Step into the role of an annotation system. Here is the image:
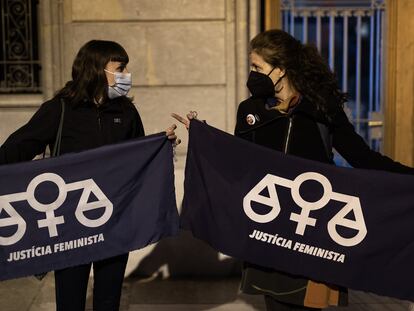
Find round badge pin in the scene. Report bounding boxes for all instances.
[246,114,256,125]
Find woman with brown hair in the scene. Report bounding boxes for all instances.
[174,29,414,311]
[0,39,178,311]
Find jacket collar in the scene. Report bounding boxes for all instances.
[236,96,328,134]
[69,96,130,110]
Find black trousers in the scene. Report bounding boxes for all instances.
[54,253,129,311]
[265,295,322,311]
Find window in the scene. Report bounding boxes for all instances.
[274,0,385,164]
[0,0,41,94]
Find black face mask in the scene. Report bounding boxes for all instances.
[246,68,284,99]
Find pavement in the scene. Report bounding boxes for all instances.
[0,274,412,311]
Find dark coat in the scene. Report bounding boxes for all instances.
[0,96,145,164]
[235,96,414,174]
[235,96,414,307]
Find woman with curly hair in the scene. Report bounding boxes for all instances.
[173,28,414,310]
[234,29,414,311]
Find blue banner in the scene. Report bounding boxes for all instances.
[0,133,179,280]
[181,120,414,302]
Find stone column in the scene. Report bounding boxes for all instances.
[384,0,414,166]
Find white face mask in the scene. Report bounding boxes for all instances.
[104,69,132,99]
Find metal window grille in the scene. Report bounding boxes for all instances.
[280,0,385,165]
[0,0,41,94]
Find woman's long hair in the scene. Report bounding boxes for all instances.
[250,29,347,118]
[56,40,129,104]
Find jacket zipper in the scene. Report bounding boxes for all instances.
[96,107,102,131]
[283,116,293,154]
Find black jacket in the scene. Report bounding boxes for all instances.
[236,96,414,307]
[0,96,145,164]
[235,96,414,174]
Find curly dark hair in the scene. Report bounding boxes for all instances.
[250,29,347,118]
[56,40,129,104]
